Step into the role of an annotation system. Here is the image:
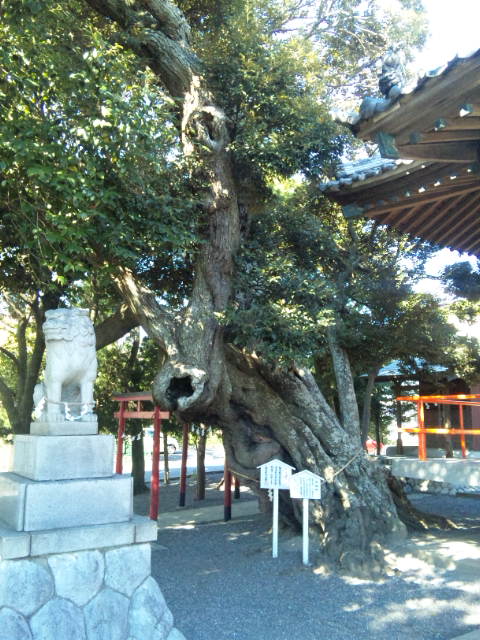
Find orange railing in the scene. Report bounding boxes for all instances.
[396,394,480,460]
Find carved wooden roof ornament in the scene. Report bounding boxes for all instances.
[323,49,480,256]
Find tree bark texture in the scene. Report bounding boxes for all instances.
[163,443,170,484]
[195,432,206,501]
[361,366,381,445]
[221,347,405,569]
[82,0,409,568]
[131,425,147,494]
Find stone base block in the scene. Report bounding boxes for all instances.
[391,457,480,486]
[0,473,132,531]
[0,542,184,640]
[11,434,114,481]
[30,419,98,436]
[0,515,157,560]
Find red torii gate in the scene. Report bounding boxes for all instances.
[112,392,189,520]
[112,392,237,521]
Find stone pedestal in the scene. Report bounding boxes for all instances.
[0,544,185,640]
[0,428,185,640]
[12,434,114,481]
[30,419,98,436]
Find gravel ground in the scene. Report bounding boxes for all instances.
[141,483,480,640]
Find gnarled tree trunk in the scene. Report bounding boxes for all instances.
[83,0,408,569]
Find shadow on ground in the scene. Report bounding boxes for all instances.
[143,488,480,640]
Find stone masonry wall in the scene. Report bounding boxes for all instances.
[0,543,185,640]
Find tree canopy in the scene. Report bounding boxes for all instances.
[3,0,455,569]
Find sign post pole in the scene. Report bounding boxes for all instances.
[302,498,309,566]
[272,488,279,558]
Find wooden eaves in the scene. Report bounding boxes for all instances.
[323,49,480,257]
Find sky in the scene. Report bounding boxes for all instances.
[415,0,480,72]
[405,0,480,320]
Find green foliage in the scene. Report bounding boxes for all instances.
[0,0,435,431]
[226,183,460,383]
[0,0,198,296]
[95,333,158,433]
[180,0,428,187]
[308,0,427,100]
[442,261,480,302]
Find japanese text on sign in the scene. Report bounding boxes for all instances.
[289,472,323,499]
[259,461,293,490]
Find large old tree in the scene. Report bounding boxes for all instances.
[2,0,430,569]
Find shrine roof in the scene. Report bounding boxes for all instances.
[351,48,480,139]
[323,48,480,256]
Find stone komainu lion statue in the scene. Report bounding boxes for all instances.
[33,308,97,421]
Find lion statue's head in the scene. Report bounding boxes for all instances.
[43,308,95,347]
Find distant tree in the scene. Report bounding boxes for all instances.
[442,260,480,325]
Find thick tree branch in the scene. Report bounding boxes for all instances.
[84,0,197,97]
[16,318,28,394]
[113,267,176,356]
[0,346,19,370]
[327,325,361,445]
[0,375,16,427]
[83,0,240,414]
[18,310,45,424]
[95,305,140,350]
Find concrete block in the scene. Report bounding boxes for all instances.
[132,515,158,543]
[128,577,168,640]
[0,472,29,531]
[30,522,135,556]
[12,434,114,481]
[392,458,480,486]
[0,525,30,560]
[156,608,174,639]
[0,607,32,640]
[0,473,132,531]
[30,420,98,436]
[167,628,187,640]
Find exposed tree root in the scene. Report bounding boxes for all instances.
[387,473,456,531]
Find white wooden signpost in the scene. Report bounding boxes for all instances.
[289,470,325,566]
[258,459,295,558]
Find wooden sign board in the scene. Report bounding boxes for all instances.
[289,470,324,500]
[258,459,295,490]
